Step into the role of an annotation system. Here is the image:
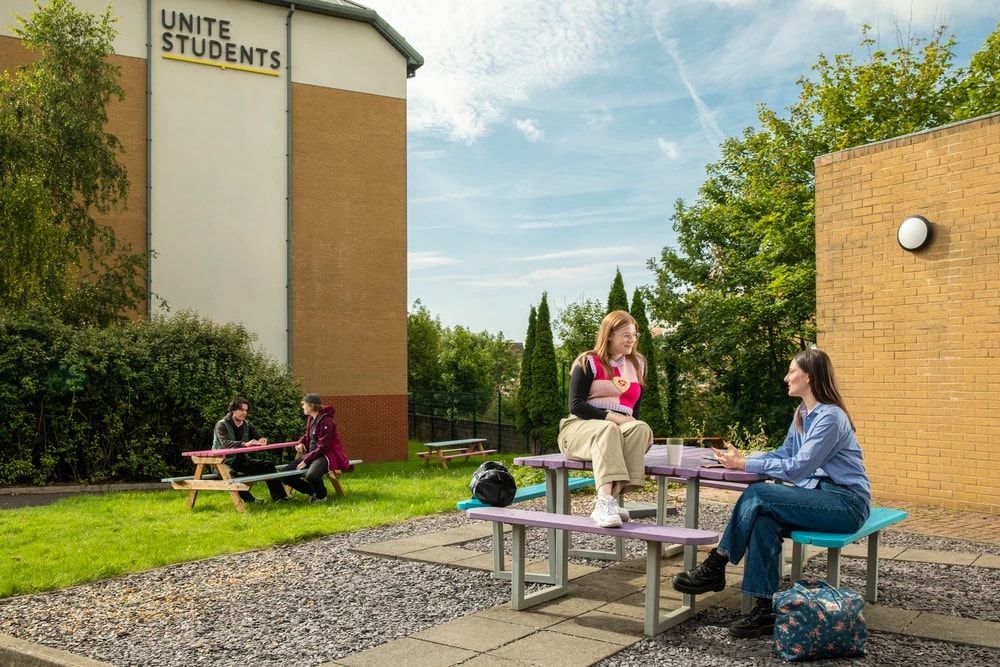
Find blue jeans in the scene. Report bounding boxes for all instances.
[717,480,869,599]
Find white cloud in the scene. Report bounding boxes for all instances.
[514,118,544,142]
[657,137,680,159]
[408,251,461,269]
[517,247,637,262]
[584,107,614,129]
[370,0,653,143]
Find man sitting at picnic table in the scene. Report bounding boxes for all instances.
[213,397,314,504]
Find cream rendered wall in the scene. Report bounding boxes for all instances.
[291,10,407,96]
[149,0,289,362]
[0,0,145,57]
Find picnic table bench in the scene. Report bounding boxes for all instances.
[416,438,497,468]
[161,441,361,512]
[466,506,719,636]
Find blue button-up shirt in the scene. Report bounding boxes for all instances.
[744,403,871,506]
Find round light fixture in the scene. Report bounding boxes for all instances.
[898,215,931,251]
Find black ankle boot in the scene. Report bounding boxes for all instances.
[671,548,728,594]
[730,597,776,638]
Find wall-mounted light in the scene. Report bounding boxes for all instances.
[898,215,932,251]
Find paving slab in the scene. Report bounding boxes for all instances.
[411,615,537,652]
[971,553,1000,569]
[901,612,1000,648]
[457,654,537,666]
[893,548,979,566]
[487,630,622,667]
[0,633,113,667]
[547,608,645,644]
[861,605,922,633]
[328,637,475,667]
[401,545,488,565]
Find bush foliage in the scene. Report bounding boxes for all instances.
[0,309,305,485]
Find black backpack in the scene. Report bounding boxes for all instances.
[469,461,517,507]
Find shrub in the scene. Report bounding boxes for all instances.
[0,309,304,485]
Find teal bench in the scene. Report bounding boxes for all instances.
[790,507,909,602]
[161,472,221,483]
[224,468,309,485]
[456,475,595,510]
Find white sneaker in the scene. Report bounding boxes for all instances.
[591,496,623,528]
[309,495,327,504]
[617,504,630,522]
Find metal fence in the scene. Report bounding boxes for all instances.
[408,391,527,452]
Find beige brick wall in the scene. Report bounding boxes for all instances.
[290,83,408,464]
[815,113,1000,513]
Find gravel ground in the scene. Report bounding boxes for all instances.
[1,497,998,666]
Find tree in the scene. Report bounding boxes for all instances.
[514,306,536,439]
[649,23,1000,444]
[439,326,519,395]
[606,268,629,313]
[630,288,667,437]
[553,296,603,371]
[956,19,1000,119]
[527,294,563,453]
[407,300,443,392]
[0,0,148,323]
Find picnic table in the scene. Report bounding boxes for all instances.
[163,441,304,513]
[416,438,497,468]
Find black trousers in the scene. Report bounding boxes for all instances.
[230,458,290,501]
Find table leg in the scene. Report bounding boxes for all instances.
[216,463,247,513]
[186,462,204,509]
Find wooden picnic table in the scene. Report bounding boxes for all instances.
[416,438,497,468]
[164,441,302,513]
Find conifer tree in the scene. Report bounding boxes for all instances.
[630,289,667,437]
[514,306,536,439]
[606,268,630,313]
[528,293,564,453]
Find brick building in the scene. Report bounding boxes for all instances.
[1,0,421,463]
[815,113,1000,513]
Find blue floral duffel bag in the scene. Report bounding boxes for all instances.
[772,579,867,661]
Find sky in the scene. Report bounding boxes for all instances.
[368,0,999,343]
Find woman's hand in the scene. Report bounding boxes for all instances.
[605,412,635,425]
[711,442,747,470]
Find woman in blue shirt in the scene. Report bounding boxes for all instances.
[672,348,871,638]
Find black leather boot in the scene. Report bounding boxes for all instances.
[671,548,728,594]
[729,597,776,638]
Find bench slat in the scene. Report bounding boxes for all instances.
[225,469,309,485]
[456,476,594,510]
[423,438,487,448]
[791,507,908,548]
[466,507,717,545]
[161,473,221,483]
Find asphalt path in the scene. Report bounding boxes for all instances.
[0,483,163,509]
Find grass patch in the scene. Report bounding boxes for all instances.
[1,442,557,599]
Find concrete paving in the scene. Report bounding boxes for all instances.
[328,519,1000,667]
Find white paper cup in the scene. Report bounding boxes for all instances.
[666,438,683,465]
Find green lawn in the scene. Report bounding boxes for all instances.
[0,442,548,599]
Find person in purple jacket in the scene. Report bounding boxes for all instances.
[672,348,871,638]
[293,393,351,504]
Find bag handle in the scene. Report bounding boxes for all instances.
[794,579,854,603]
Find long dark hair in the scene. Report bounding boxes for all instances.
[792,349,855,432]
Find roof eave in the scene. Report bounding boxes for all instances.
[254,0,424,77]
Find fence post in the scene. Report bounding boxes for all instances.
[472,392,478,438]
[496,391,503,451]
[449,392,456,439]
